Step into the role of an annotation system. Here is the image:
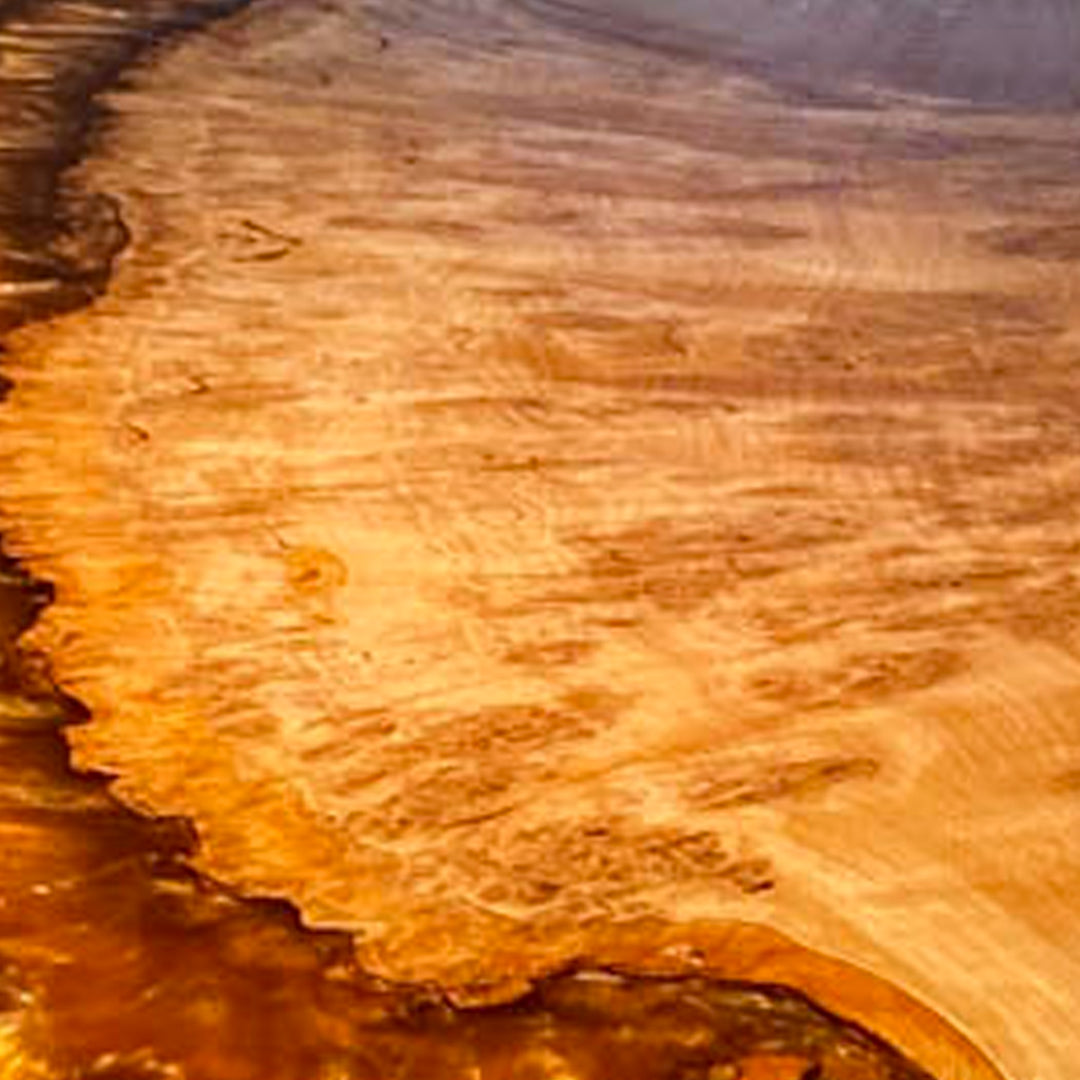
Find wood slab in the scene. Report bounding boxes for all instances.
[3,1,1080,1077]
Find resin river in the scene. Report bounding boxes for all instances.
[2,1,1080,1077]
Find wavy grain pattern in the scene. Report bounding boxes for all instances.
[3,0,1077,1078]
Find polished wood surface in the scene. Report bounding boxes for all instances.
[2,1,1079,1077]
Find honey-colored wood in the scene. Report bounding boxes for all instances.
[4,1,1080,1077]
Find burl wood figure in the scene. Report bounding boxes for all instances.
[1,1,1078,1078]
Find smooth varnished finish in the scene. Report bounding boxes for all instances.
[4,1,1079,1078]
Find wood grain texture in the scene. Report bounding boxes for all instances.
[3,1,1080,1077]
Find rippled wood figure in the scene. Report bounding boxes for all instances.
[1,1,1078,1078]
